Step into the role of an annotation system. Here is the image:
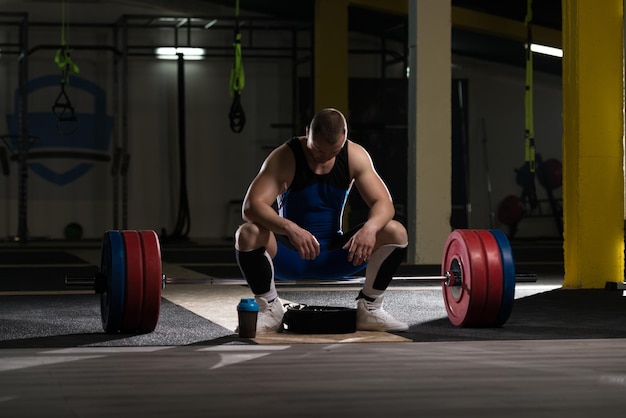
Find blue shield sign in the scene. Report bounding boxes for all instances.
[5,75,114,186]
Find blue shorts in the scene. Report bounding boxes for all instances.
[273,227,367,281]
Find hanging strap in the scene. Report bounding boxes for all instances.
[52,0,80,134]
[228,0,246,133]
[53,0,80,84]
[521,0,538,210]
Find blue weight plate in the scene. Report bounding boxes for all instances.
[100,230,126,333]
[489,229,516,326]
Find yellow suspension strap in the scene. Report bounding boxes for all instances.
[52,0,80,134]
[521,0,538,210]
[228,0,246,133]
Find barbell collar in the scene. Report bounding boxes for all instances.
[64,272,108,293]
[64,276,95,287]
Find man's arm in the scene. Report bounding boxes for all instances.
[343,141,396,263]
[241,145,291,231]
[241,145,321,259]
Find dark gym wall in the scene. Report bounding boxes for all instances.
[0,1,563,240]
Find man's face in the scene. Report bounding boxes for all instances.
[306,132,346,164]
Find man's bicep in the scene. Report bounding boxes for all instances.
[245,147,292,208]
[246,172,284,206]
[351,145,392,206]
[356,169,392,207]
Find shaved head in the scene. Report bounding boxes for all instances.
[309,108,347,145]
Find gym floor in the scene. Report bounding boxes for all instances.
[1,238,626,417]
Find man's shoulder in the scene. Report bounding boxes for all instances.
[285,136,305,146]
[346,140,374,176]
[346,140,369,158]
[265,140,297,168]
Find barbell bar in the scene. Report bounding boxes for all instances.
[66,228,530,333]
[159,271,535,287]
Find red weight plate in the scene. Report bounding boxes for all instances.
[459,231,490,326]
[138,230,162,332]
[473,230,504,327]
[121,230,144,332]
[441,230,488,327]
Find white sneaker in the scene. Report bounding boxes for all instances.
[255,296,286,333]
[356,296,408,332]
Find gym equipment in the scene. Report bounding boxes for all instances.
[228,0,246,133]
[68,230,162,334]
[440,229,515,327]
[497,195,524,226]
[52,0,80,135]
[490,229,516,327]
[511,154,564,237]
[51,79,79,135]
[539,157,564,236]
[537,158,562,191]
[522,0,538,211]
[67,228,527,334]
[282,304,357,334]
[279,228,519,331]
[63,222,83,240]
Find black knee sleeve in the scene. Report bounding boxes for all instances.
[372,245,407,290]
[235,247,273,294]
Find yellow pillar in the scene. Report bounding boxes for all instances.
[562,0,624,288]
[407,0,451,264]
[313,0,349,114]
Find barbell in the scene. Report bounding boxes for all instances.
[66,228,529,333]
[62,230,162,333]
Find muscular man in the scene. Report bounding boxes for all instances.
[235,108,409,333]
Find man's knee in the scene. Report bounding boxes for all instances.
[235,223,273,252]
[235,223,261,250]
[382,220,408,246]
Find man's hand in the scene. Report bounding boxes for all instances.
[285,223,321,260]
[343,224,377,266]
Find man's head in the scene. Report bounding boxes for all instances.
[305,108,348,164]
[308,108,347,145]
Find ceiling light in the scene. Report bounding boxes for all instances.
[204,19,218,29]
[155,47,206,60]
[530,43,563,58]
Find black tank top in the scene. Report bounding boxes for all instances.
[277,137,352,240]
